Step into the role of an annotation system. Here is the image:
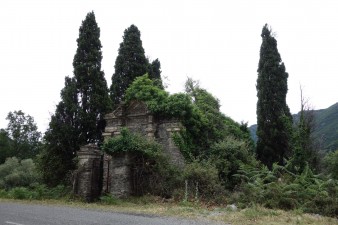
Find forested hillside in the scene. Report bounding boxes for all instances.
[312,103,338,151]
[250,102,338,152]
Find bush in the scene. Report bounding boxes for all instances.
[0,184,71,200]
[0,189,8,198]
[210,137,257,189]
[8,187,32,199]
[324,150,338,179]
[100,194,121,205]
[0,157,40,189]
[182,160,226,204]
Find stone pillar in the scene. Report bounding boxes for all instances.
[109,153,132,198]
[157,121,185,168]
[73,144,102,202]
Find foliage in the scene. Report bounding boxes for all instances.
[110,25,163,107]
[102,128,161,157]
[125,75,254,160]
[72,11,112,144]
[0,129,12,164]
[0,157,40,189]
[235,163,338,217]
[0,184,70,200]
[250,102,338,153]
[324,150,338,179]
[313,102,338,151]
[183,78,254,159]
[38,77,79,186]
[126,75,193,119]
[39,12,111,186]
[100,194,121,205]
[148,58,164,89]
[210,137,258,189]
[102,128,182,197]
[182,160,226,203]
[4,110,41,159]
[290,91,319,173]
[124,74,170,115]
[256,24,293,168]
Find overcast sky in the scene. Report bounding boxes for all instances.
[1,0,337,133]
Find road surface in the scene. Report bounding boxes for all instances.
[0,202,227,225]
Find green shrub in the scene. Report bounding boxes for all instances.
[8,187,32,199]
[210,137,257,189]
[100,194,121,205]
[0,157,40,189]
[182,160,226,204]
[324,150,338,179]
[0,189,8,198]
[26,184,70,200]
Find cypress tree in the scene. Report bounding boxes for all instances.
[40,77,79,186]
[148,58,164,89]
[73,11,112,144]
[256,24,293,168]
[39,12,111,186]
[110,25,163,107]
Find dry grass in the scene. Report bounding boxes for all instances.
[1,198,337,225]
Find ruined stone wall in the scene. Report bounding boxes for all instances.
[74,101,186,199]
[102,101,185,197]
[156,120,185,168]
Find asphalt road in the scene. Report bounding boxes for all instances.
[0,202,227,225]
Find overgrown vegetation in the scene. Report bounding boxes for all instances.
[234,163,338,217]
[103,128,182,197]
[1,18,338,220]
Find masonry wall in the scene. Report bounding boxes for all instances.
[102,101,185,197]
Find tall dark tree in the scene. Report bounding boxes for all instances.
[39,77,79,186]
[256,24,293,168]
[110,25,163,107]
[148,58,164,89]
[73,12,112,144]
[39,12,111,186]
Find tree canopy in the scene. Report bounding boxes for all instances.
[4,111,41,160]
[256,24,293,168]
[39,12,111,186]
[110,25,163,108]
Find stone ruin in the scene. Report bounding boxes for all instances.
[73,101,185,201]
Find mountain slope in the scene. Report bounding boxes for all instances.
[249,102,338,152]
[313,103,338,151]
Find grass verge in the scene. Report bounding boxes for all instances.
[0,197,337,225]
